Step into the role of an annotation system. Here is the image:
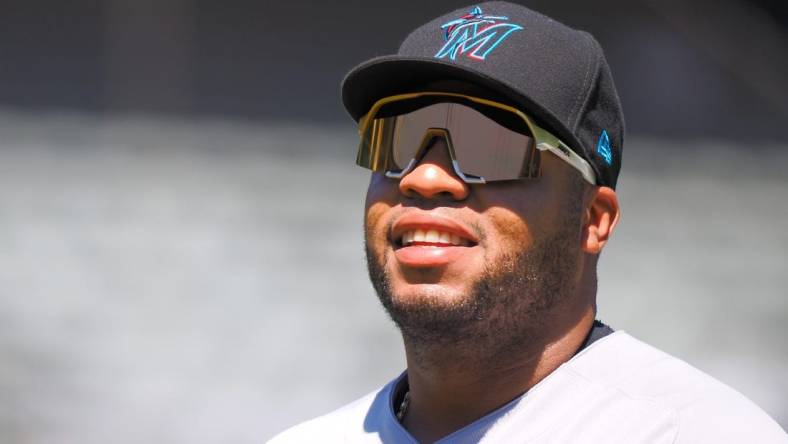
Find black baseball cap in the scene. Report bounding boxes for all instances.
[341,1,624,189]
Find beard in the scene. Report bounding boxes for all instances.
[365,209,583,365]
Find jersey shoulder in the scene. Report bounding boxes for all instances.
[568,331,787,443]
[266,379,396,444]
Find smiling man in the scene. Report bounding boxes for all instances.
[269,2,786,443]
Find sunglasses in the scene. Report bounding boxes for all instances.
[355,92,596,185]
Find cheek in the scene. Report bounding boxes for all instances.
[365,201,390,245]
[483,207,535,254]
[474,180,565,255]
[365,173,398,207]
[364,174,399,258]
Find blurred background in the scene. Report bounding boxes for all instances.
[0,0,786,442]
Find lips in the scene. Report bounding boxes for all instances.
[391,212,478,268]
[400,228,471,247]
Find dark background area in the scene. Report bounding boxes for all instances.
[0,0,786,140]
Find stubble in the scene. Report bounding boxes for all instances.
[365,198,583,367]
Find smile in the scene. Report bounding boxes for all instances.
[399,229,472,248]
[390,212,479,268]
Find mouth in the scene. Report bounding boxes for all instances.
[396,228,473,248]
[390,213,479,268]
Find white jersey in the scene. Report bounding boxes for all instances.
[269,331,787,443]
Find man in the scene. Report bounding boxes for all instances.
[270,2,787,443]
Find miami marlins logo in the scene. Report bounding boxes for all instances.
[435,6,523,61]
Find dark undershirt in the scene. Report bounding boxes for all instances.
[392,320,614,413]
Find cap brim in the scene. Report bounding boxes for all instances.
[341,55,582,156]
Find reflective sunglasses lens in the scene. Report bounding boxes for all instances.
[358,97,539,181]
[443,103,538,181]
[391,103,448,169]
[357,115,424,173]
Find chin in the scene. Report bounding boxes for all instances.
[390,281,472,308]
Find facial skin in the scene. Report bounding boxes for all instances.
[365,138,590,364]
[363,120,620,442]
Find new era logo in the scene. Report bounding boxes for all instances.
[597,129,613,165]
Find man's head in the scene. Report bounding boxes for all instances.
[342,2,623,361]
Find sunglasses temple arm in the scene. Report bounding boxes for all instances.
[536,141,597,185]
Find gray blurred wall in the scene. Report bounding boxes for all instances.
[0,112,786,443]
[0,0,786,139]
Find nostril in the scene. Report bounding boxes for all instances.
[398,162,469,201]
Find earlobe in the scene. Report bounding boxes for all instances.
[581,186,620,254]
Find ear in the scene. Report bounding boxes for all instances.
[581,186,620,254]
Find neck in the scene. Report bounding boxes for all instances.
[400,303,596,443]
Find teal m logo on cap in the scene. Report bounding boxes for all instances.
[597,129,613,165]
[435,7,523,61]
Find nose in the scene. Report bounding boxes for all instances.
[398,138,470,201]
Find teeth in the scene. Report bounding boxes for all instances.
[400,229,469,247]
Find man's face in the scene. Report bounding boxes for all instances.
[364,133,588,351]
